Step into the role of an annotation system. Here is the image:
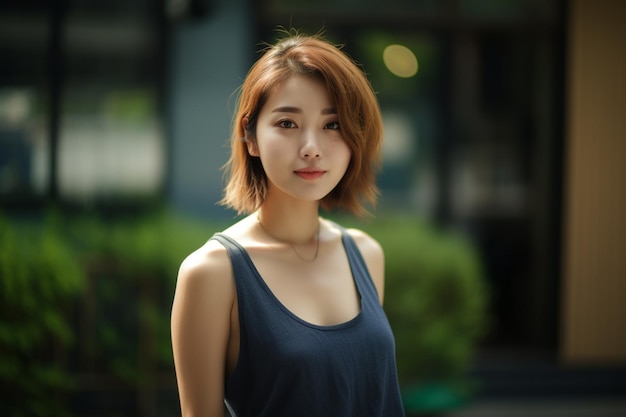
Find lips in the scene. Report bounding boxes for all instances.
[295,169,326,180]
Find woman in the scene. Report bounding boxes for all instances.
[171,32,406,417]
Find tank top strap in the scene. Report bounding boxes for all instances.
[330,222,382,306]
[210,233,246,263]
[209,233,256,290]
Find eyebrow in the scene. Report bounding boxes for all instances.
[271,106,337,115]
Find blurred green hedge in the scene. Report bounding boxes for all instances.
[0,209,488,416]
[61,210,220,385]
[0,209,219,417]
[0,212,84,417]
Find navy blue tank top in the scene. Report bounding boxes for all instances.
[212,228,405,417]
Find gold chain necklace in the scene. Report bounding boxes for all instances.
[256,215,320,262]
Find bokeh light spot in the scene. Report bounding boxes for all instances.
[383,44,419,78]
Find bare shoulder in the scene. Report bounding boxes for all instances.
[178,240,230,279]
[345,227,384,258]
[175,238,235,304]
[175,214,258,300]
[344,226,386,304]
[177,214,258,283]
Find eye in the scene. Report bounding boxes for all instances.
[324,121,340,130]
[277,119,297,129]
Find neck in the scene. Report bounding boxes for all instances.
[256,203,319,245]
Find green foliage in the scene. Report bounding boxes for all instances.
[383,217,487,384]
[0,212,84,417]
[0,209,221,415]
[62,210,221,383]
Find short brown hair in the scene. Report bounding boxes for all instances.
[220,33,383,217]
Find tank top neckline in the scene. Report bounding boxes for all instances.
[214,231,365,331]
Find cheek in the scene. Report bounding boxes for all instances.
[257,139,292,172]
[259,140,288,161]
[336,141,353,168]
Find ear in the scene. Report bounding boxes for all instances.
[241,117,260,156]
[246,139,259,157]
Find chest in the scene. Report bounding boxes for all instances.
[247,239,362,327]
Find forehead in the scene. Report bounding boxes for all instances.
[263,74,333,109]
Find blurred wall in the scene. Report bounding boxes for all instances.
[167,0,252,218]
[561,0,626,363]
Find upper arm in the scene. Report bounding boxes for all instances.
[171,241,235,417]
[348,228,385,305]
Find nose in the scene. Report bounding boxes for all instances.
[300,130,322,159]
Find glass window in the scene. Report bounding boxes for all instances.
[0,8,50,202]
[60,2,165,203]
[0,1,165,206]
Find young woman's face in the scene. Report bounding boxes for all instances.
[249,75,352,204]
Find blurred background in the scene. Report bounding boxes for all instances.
[1,0,625,416]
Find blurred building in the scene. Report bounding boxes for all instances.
[1,0,624,409]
